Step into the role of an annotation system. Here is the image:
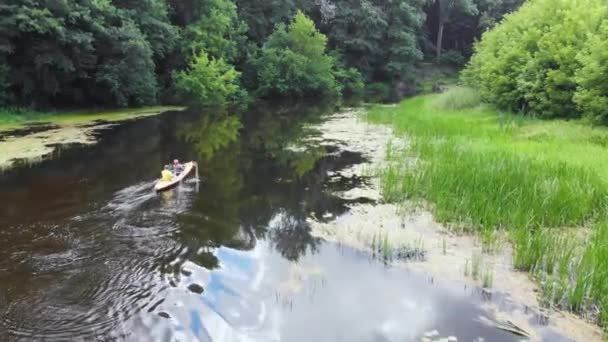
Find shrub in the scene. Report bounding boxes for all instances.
[253,11,340,99]
[574,21,608,125]
[439,50,465,67]
[463,0,608,119]
[173,51,242,107]
[334,66,364,98]
[364,82,392,103]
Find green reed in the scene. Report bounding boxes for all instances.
[366,90,608,327]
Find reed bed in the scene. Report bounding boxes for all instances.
[366,88,608,326]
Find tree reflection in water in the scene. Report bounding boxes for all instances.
[171,100,365,271]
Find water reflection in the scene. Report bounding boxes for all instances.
[0,101,532,341]
[177,112,242,162]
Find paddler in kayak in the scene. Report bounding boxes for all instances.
[172,159,184,175]
[161,165,174,181]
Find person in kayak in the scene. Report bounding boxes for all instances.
[161,165,174,181]
[172,159,184,175]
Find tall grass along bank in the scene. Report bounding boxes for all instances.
[366,87,608,327]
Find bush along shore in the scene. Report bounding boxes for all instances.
[366,87,608,327]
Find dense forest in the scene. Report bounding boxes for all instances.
[0,0,522,110]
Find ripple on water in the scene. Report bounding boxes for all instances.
[0,179,201,340]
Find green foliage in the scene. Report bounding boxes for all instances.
[0,0,164,107]
[433,0,478,61]
[182,0,247,62]
[178,112,242,161]
[367,93,608,325]
[334,66,364,98]
[174,52,242,107]
[236,0,296,44]
[422,0,523,60]
[0,0,525,110]
[326,0,425,82]
[574,21,608,125]
[364,82,391,103]
[463,0,608,119]
[253,11,339,98]
[0,61,10,105]
[476,0,525,30]
[370,95,608,232]
[438,0,478,22]
[95,20,158,106]
[432,86,482,110]
[112,0,179,60]
[438,50,465,67]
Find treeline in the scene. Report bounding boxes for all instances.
[0,0,522,109]
[463,0,608,124]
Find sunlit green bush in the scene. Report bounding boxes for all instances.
[253,11,340,99]
[463,0,608,119]
[574,22,608,125]
[173,52,242,107]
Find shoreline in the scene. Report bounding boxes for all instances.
[0,106,184,170]
[305,108,603,341]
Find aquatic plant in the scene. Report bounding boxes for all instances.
[482,267,494,289]
[366,92,608,325]
[382,233,392,262]
[471,253,481,281]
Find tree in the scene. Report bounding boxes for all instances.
[181,0,247,62]
[173,51,241,107]
[434,0,478,63]
[324,0,425,82]
[111,0,179,60]
[574,21,608,124]
[0,0,159,107]
[383,0,426,77]
[0,59,11,105]
[235,0,297,44]
[95,20,158,106]
[476,0,525,30]
[463,0,608,118]
[253,10,339,98]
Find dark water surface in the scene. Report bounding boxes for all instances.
[0,105,554,341]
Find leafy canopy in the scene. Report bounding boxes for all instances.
[463,0,608,120]
[254,10,340,98]
[174,51,241,107]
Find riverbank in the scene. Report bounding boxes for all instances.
[0,106,184,131]
[305,106,604,340]
[0,106,184,170]
[367,89,608,328]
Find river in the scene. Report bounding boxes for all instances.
[0,103,567,341]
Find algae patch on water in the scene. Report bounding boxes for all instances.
[303,108,604,342]
[0,106,184,170]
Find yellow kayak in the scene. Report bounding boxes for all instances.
[155,161,195,192]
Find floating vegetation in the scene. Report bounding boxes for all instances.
[0,107,183,170]
[369,231,426,263]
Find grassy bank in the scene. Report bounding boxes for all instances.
[0,106,185,132]
[366,87,608,325]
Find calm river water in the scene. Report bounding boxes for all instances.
[0,103,550,341]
